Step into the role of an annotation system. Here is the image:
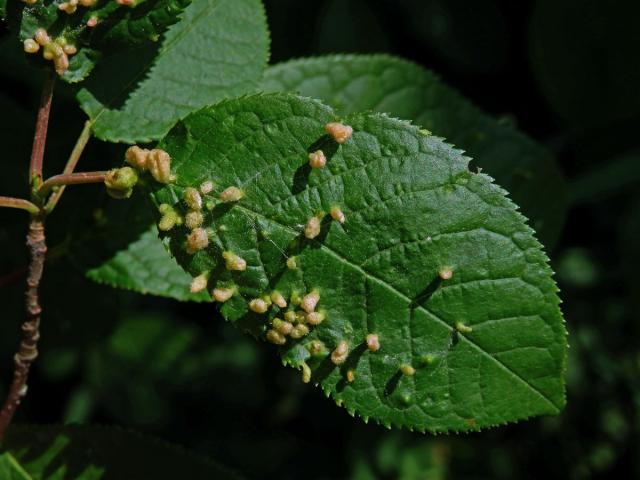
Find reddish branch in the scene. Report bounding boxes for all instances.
[0,218,46,441]
[29,69,56,187]
[39,171,107,196]
[0,196,39,214]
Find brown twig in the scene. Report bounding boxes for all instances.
[0,217,46,441]
[0,196,40,215]
[44,121,93,213]
[38,171,108,198]
[29,69,56,189]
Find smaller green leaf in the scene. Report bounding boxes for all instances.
[2,424,241,479]
[87,226,210,302]
[13,0,191,84]
[78,0,270,143]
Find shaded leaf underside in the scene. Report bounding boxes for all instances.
[261,54,567,248]
[86,227,209,302]
[149,93,566,432]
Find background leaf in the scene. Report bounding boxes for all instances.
[261,54,567,248]
[150,92,566,432]
[78,0,270,143]
[1,425,241,479]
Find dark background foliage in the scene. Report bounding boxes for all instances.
[1,0,639,478]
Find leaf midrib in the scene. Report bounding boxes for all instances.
[235,204,561,412]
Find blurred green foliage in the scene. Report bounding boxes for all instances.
[1,0,639,478]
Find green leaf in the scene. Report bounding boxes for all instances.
[78,0,270,143]
[0,0,6,21]
[87,226,210,302]
[1,424,241,479]
[261,54,567,248]
[149,93,567,432]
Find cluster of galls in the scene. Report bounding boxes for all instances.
[23,29,77,75]
[264,289,322,346]
[157,179,245,257]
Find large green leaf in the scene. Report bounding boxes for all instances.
[148,93,566,432]
[87,226,210,302]
[1,425,241,479]
[78,0,269,143]
[261,54,567,248]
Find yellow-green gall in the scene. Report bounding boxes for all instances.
[104,167,138,199]
[366,333,380,352]
[271,291,287,308]
[290,291,302,306]
[330,206,345,224]
[290,324,310,339]
[125,146,149,170]
[308,340,325,355]
[331,340,349,365]
[306,311,325,326]
[34,29,50,46]
[158,204,181,231]
[455,321,473,334]
[105,167,138,190]
[249,298,269,314]
[212,286,235,303]
[220,186,244,203]
[184,187,202,210]
[148,149,173,183]
[58,2,78,14]
[346,370,355,382]
[266,329,286,346]
[222,251,247,271]
[185,210,204,230]
[325,122,353,144]
[301,361,312,383]
[438,267,453,280]
[301,290,320,313]
[308,150,326,169]
[284,311,297,323]
[23,39,40,54]
[200,181,214,194]
[273,318,293,336]
[304,216,321,239]
[286,257,297,269]
[399,364,415,376]
[190,273,209,293]
[186,228,209,254]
